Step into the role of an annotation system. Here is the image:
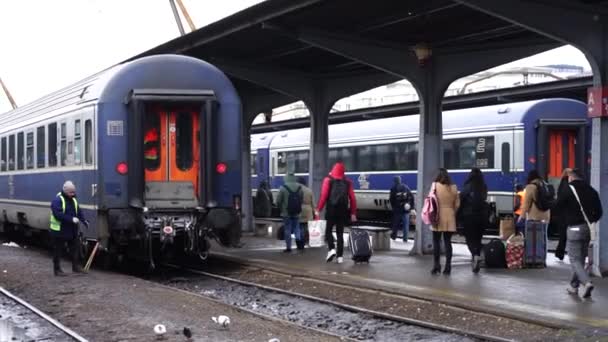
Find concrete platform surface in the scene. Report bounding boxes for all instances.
[212,234,608,330]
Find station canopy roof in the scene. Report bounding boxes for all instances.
[129,0,607,116]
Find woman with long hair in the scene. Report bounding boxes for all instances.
[459,168,488,273]
[430,168,460,275]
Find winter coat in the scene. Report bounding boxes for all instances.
[553,179,603,227]
[521,179,551,222]
[50,191,86,239]
[316,163,357,219]
[276,174,303,218]
[299,185,315,223]
[431,183,460,232]
[458,182,488,219]
[390,183,414,213]
[254,183,273,218]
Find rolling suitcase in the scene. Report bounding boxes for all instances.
[524,220,547,268]
[349,228,372,263]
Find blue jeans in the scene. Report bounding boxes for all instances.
[283,217,301,250]
[391,211,409,241]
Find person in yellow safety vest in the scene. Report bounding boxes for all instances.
[144,127,160,162]
[49,181,88,276]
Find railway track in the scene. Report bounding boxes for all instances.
[158,260,564,342]
[0,287,88,342]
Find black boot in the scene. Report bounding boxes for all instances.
[443,257,452,275]
[72,264,85,274]
[431,260,441,275]
[54,268,67,277]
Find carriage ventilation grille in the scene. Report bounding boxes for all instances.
[107,120,124,136]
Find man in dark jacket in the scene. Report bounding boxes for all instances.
[50,181,87,276]
[553,169,602,298]
[389,176,414,242]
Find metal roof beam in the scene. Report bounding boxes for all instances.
[210,58,316,102]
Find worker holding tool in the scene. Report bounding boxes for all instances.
[49,181,88,276]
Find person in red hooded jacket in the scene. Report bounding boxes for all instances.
[315,162,357,264]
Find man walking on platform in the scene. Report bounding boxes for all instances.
[553,169,602,298]
[315,162,357,264]
[49,181,88,276]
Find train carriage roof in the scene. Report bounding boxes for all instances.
[261,98,587,149]
[0,55,240,134]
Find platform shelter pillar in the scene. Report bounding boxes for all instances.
[306,95,335,205]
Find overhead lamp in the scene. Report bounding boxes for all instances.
[412,43,432,67]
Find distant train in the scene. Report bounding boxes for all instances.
[251,98,589,225]
[0,54,242,269]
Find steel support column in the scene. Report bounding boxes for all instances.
[306,94,334,201]
[240,117,254,232]
[457,0,608,276]
[411,72,447,255]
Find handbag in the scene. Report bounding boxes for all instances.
[569,185,597,241]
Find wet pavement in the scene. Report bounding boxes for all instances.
[212,233,608,331]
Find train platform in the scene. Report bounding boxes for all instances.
[212,233,608,331]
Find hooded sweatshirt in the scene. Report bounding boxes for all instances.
[316,162,357,216]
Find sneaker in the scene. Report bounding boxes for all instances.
[337,257,343,264]
[326,249,336,262]
[582,282,594,298]
[282,249,292,253]
[566,286,579,295]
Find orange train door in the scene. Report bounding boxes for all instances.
[144,107,200,195]
[547,129,576,181]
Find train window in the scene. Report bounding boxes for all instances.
[0,137,6,172]
[144,114,161,171]
[277,150,309,174]
[48,123,58,167]
[251,154,257,175]
[60,123,67,166]
[356,145,374,171]
[176,112,193,171]
[395,142,418,171]
[74,120,82,165]
[501,142,510,174]
[329,147,355,171]
[8,134,15,171]
[37,126,45,168]
[17,132,24,170]
[85,120,93,165]
[26,132,34,169]
[444,137,494,169]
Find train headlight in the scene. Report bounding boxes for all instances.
[216,162,227,174]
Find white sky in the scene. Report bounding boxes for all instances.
[0,1,592,113]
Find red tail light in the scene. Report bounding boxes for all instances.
[116,162,128,175]
[216,162,227,174]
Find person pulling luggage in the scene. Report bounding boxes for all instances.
[315,162,357,264]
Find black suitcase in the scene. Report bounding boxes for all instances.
[483,238,506,268]
[349,228,372,263]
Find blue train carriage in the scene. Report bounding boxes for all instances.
[252,98,588,225]
[0,55,242,267]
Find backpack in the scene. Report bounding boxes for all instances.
[533,181,555,211]
[284,185,302,217]
[328,176,349,214]
[421,183,439,226]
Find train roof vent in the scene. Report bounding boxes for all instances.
[497,106,511,114]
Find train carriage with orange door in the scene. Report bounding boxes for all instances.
[0,55,242,269]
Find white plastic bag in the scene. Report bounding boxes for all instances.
[308,220,326,247]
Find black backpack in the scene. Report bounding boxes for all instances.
[328,176,349,214]
[284,185,302,217]
[483,239,506,268]
[533,181,555,211]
